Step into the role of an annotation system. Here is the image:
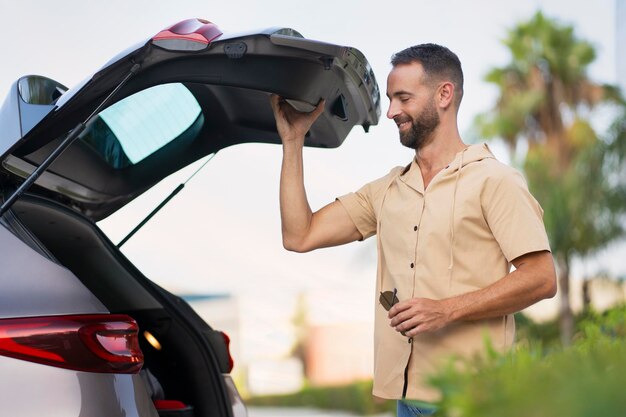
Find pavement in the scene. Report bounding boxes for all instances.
[248,406,393,417]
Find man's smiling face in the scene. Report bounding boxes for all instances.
[386,62,440,150]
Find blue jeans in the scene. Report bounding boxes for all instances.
[397,400,437,416]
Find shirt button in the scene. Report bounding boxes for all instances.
[413,226,418,231]
[410,263,414,268]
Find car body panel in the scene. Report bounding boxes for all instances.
[0,219,108,319]
[10,195,165,313]
[0,82,24,157]
[0,76,67,158]
[0,355,158,417]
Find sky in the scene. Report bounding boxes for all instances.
[1,0,622,362]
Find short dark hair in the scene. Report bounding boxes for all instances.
[391,43,464,107]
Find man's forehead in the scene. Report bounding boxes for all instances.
[386,62,428,94]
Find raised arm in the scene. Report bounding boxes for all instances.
[270,95,362,252]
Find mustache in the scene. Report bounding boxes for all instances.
[394,116,412,126]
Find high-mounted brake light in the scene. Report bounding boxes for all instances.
[152,18,223,51]
[0,314,144,373]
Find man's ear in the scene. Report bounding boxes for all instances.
[437,82,455,109]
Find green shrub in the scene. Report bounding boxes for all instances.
[514,312,561,349]
[247,307,626,416]
[430,305,626,417]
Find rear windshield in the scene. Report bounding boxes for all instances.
[80,83,201,169]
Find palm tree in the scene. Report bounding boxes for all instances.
[476,11,625,345]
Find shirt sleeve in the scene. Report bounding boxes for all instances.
[483,170,551,262]
[336,168,402,241]
[337,187,377,241]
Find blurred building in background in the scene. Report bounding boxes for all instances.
[304,323,373,386]
[246,358,304,396]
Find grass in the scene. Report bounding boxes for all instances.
[247,380,395,415]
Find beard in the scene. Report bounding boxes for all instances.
[397,98,440,150]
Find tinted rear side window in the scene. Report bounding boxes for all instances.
[80,83,201,169]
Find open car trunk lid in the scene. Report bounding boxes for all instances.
[0,19,380,221]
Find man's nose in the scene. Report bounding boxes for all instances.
[387,100,400,120]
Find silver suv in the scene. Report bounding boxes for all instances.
[0,18,380,417]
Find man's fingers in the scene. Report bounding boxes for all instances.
[393,317,423,337]
[270,94,325,117]
[393,315,415,330]
[403,324,425,337]
[389,310,406,326]
[388,300,412,319]
[269,94,282,115]
[311,99,326,118]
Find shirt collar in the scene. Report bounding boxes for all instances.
[398,157,424,194]
[397,144,492,193]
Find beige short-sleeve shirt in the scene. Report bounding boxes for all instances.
[337,143,550,401]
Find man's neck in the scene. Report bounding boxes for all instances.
[416,127,466,173]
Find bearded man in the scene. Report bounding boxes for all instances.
[270,43,557,416]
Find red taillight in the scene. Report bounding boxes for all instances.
[0,314,143,373]
[221,331,234,373]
